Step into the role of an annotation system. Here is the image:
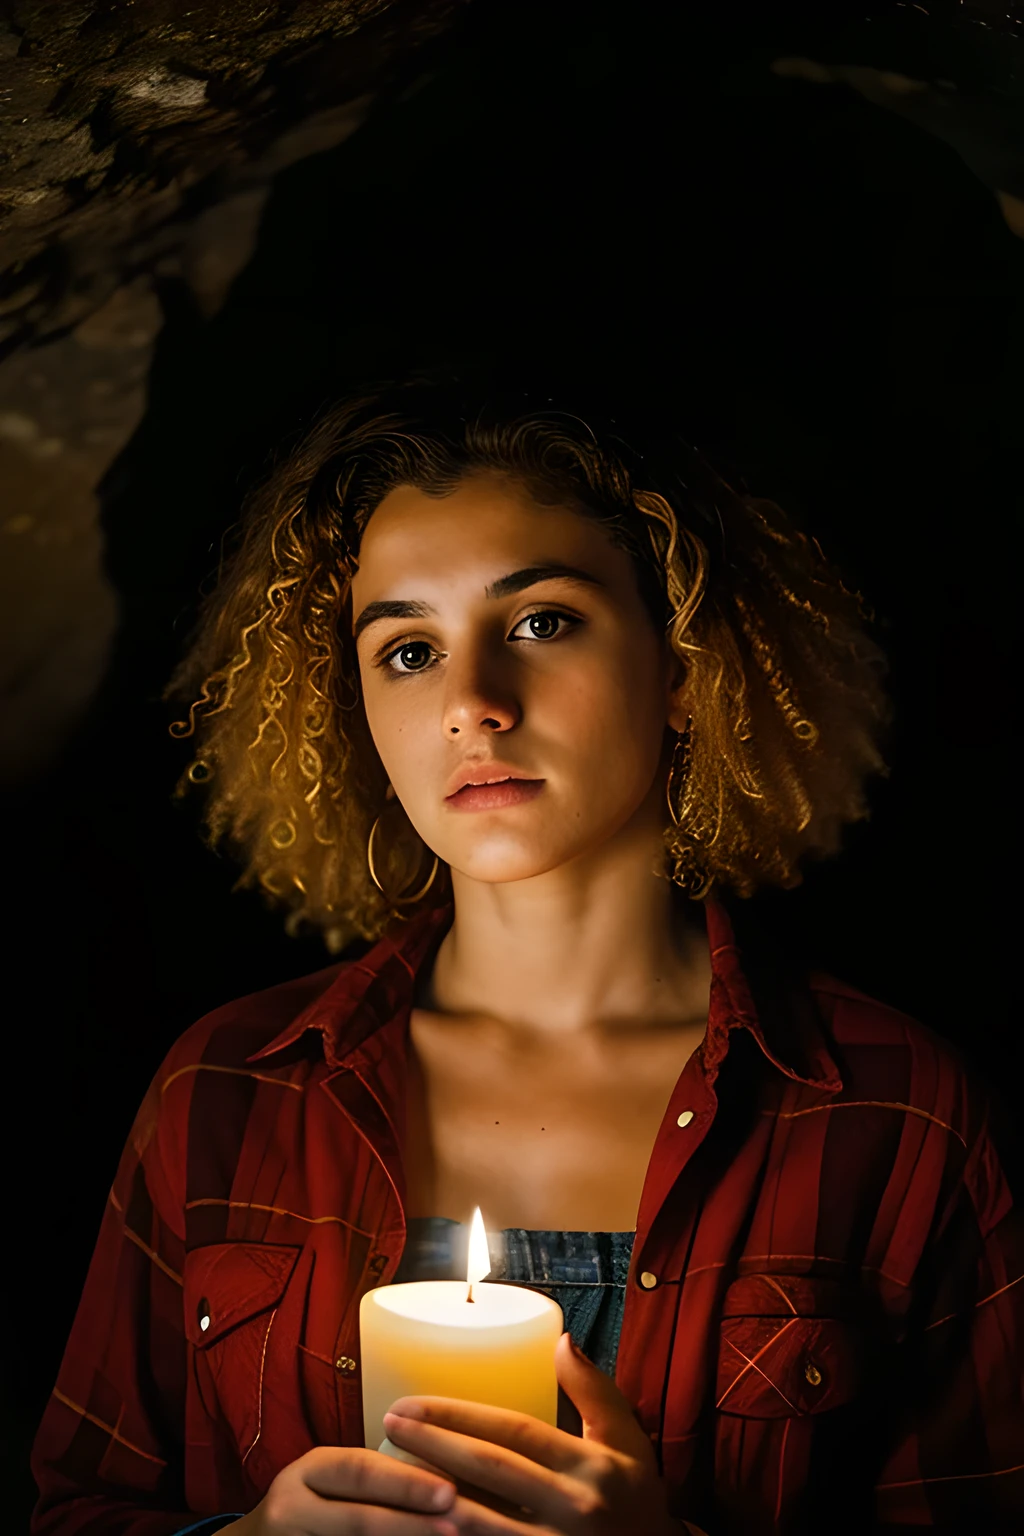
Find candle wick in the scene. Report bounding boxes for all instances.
[466,1282,475,1303]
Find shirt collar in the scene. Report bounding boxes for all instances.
[249,898,842,1095]
[703,899,842,1094]
[247,902,448,1069]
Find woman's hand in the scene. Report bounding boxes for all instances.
[223,1444,459,1535]
[381,1332,683,1535]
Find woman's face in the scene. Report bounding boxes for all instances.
[350,472,687,886]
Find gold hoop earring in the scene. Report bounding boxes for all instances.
[664,716,710,898]
[665,716,694,828]
[367,813,439,908]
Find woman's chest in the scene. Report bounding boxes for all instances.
[403,1008,704,1230]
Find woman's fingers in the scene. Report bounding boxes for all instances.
[384,1415,570,1507]
[553,1333,654,1461]
[298,1444,457,1515]
[382,1413,628,1534]
[384,1398,582,1474]
[447,1491,565,1536]
[291,1500,457,1536]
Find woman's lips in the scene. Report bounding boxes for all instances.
[445,778,545,812]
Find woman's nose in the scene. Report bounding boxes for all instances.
[440,650,521,737]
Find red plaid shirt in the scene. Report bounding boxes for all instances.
[31,899,1024,1534]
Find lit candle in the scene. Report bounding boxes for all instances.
[360,1207,564,1456]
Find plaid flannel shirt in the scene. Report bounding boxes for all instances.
[31,899,1024,1533]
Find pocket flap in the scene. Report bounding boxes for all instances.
[721,1273,861,1321]
[717,1274,863,1419]
[183,1242,301,1348]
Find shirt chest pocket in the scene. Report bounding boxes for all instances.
[716,1273,864,1418]
[184,1242,302,1458]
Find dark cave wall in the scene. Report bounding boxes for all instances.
[2,0,1023,1526]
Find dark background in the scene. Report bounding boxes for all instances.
[4,0,1023,1526]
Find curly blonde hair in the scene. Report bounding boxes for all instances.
[166,372,889,953]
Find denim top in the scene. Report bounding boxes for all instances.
[392,1217,635,1380]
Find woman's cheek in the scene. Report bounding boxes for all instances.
[363,690,425,785]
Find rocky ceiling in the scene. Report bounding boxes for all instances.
[0,0,1022,788]
[0,0,465,786]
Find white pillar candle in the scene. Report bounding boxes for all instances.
[360,1207,564,1454]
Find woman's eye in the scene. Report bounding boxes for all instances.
[510,609,577,642]
[384,640,435,674]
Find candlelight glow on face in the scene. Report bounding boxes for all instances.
[351,475,678,893]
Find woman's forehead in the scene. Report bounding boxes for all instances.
[352,474,624,585]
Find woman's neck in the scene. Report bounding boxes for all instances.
[420,813,712,1041]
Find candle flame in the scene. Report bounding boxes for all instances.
[467,1206,490,1290]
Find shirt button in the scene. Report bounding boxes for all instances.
[639,1270,658,1290]
[335,1355,357,1373]
[676,1109,695,1128]
[804,1362,822,1387]
[197,1298,211,1333]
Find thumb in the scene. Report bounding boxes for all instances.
[554,1331,653,1461]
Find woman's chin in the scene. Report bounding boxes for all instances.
[446,842,578,887]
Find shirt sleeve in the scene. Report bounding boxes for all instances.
[873,1101,1024,1527]
[29,1063,198,1535]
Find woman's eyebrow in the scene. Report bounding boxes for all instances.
[352,563,605,642]
[487,562,605,601]
[353,598,433,643]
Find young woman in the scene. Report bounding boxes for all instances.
[31,374,1024,1535]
